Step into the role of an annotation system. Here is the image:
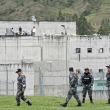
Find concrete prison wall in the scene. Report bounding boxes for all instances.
[0,21,76,36]
[0,35,109,100]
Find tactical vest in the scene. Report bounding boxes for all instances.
[82,73,91,84]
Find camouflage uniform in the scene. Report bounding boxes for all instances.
[106,72,110,100]
[16,75,29,105]
[80,72,94,100]
[65,72,81,104]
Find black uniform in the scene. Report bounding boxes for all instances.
[19,27,22,35]
[105,65,110,104]
[80,72,94,102]
[106,72,110,100]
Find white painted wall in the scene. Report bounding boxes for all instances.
[0,21,33,35]
[0,35,109,98]
[35,21,76,36]
[0,21,76,36]
[0,36,41,96]
[69,35,110,76]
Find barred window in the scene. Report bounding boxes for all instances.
[99,48,104,53]
[76,48,81,53]
[99,69,103,73]
[87,48,92,53]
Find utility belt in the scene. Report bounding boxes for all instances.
[83,83,91,87]
[71,84,77,88]
[83,82,91,85]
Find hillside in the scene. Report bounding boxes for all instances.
[0,0,110,32]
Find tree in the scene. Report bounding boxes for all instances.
[67,0,75,6]
[33,0,37,2]
[83,10,91,16]
[72,13,77,21]
[98,18,110,35]
[47,0,49,5]
[76,14,94,35]
[57,9,64,20]
[21,2,24,6]
[97,26,105,35]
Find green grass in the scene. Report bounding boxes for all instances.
[93,26,100,33]
[103,0,110,4]
[85,13,97,21]
[0,95,110,110]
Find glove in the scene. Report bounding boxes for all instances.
[80,84,83,86]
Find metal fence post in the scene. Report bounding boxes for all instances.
[0,80,1,94]
[13,82,14,95]
[39,67,41,96]
[12,81,15,95]
[6,67,8,95]
[42,72,43,96]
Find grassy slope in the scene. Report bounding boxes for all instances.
[0,0,98,20]
[85,0,110,32]
[0,95,110,110]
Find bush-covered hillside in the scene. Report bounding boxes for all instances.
[0,0,110,34]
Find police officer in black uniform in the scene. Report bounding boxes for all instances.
[16,68,32,106]
[80,68,94,103]
[106,65,110,104]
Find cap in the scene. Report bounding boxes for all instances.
[16,68,22,73]
[106,65,110,68]
[69,67,73,71]
[84,67,89,70]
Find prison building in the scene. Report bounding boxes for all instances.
[0,21,76,36]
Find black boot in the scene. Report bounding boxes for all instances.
[90,98,94,104]
[17,104,20,106]
[27,101,32,106]
[76,102,81,107]
[106,99,110,104]
[60,103,67,107]
[82,98,85,103]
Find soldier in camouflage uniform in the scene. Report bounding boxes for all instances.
[80,68,94,103]
[60,67,81,107]
[106,65,110,104]
[16,69,32,106]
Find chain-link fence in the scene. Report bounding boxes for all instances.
[0,68,36,96]
[0,80,14,95]
[39,71,108,99]
[0,69,15,95]
[0,67,108,99]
